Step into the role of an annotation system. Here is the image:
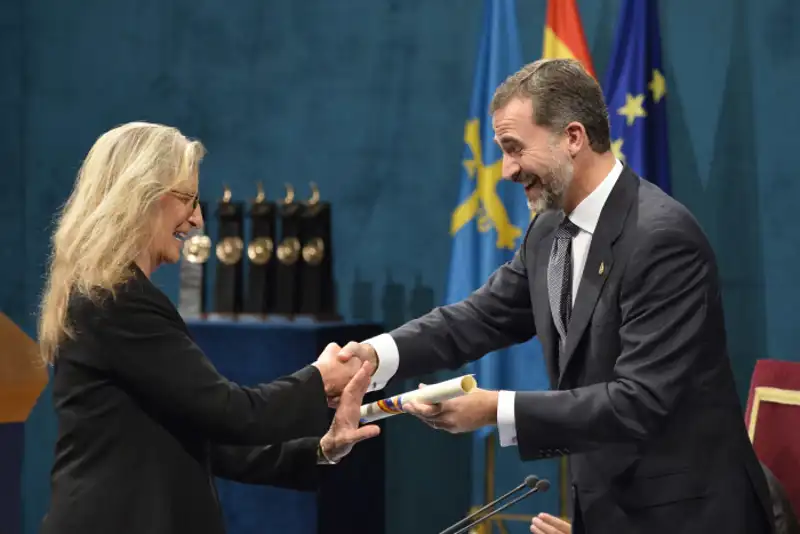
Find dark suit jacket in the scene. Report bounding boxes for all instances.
[40,265,330,534]
[386,166,774,534]
[763,463,800,534]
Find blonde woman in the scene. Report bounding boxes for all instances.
[37,122,378,534]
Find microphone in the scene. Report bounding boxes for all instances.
[438,475,547,534]
[451,479,551,534]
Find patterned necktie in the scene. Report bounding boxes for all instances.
[547,217,581,348]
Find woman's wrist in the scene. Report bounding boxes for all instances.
[317,436,338,465]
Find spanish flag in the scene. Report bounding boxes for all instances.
[542,3,594,520]
[542,0,595,76]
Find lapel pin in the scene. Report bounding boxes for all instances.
[598,262,605,276]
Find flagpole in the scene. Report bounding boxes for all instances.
[482,434,515,534]
[484,434,494,533]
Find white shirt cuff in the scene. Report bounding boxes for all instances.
[362,333,399,392]
[497,390,518,447]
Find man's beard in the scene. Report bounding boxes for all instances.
[526,149,574,214]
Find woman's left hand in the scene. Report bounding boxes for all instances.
[319,361,381,463]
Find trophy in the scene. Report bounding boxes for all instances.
[178,201,210,318]
[243,182,277,316]
[273,184,302,316]
[297,183,339,320]
[212,185,244,316]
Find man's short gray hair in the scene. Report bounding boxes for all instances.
[490,58,611,153]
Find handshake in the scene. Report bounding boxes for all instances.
[311,341,377,405]
[311,340,500,437]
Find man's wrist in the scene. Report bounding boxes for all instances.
[483,390,500,426]
[361,334,399,390]
[363,343,380,374]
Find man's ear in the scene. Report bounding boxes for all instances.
[564,122,587,156]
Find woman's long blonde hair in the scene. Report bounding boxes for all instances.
[38,121,206,364]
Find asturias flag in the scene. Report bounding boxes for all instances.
[603,0,670,195]
[446,0,547,428]
[446,0,558,522]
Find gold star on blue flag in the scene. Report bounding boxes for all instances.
[604,0,671,195]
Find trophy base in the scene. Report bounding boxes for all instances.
[293,312,342,323]
[196,312,342,324]
[263,312,342,324]
[205,312,239,322]
[236,313,270,322]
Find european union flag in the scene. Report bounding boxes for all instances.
[446,0,559,520]
[603,0,670,195]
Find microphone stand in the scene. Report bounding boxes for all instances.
[451,482,548,534]
[438,478,534,534]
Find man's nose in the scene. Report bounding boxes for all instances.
[501,155,520,181]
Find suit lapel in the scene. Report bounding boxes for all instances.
[557,167,638,387]
[558,232,613,386]
[532,222,560,388]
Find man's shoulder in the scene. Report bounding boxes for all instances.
[632,178,709,248]
[637,180,694,228]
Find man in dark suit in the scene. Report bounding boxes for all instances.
[336,58,774,533]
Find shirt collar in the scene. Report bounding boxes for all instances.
[567,158,623,235]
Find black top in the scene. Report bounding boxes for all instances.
[40,265,330,534]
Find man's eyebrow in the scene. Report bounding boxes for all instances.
[495,135,522,146]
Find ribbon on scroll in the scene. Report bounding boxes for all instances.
[359,375,477,423]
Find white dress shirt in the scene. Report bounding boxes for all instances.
[362,159,624,448]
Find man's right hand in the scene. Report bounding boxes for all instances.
[312,343,361,403]
[336,341,379,368]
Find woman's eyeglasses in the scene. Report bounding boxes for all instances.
[170,190,199,210]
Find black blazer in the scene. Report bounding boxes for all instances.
[40,265,330,534]
[386,166,775,534]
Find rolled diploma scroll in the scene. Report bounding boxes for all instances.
[359,375,477,423]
